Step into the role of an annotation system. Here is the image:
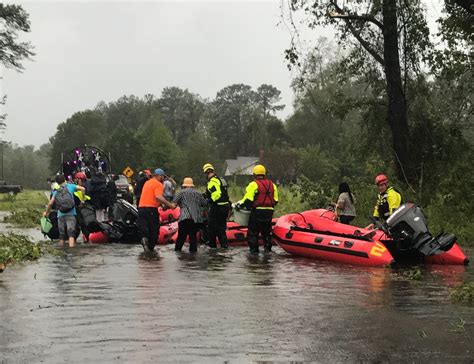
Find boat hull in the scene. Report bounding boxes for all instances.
[273,210,468,266]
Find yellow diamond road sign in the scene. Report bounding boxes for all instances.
[122,166,134,178]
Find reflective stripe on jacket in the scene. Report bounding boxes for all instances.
[373,186,402,220]
[240,178,279,210]
[206,175,230,205]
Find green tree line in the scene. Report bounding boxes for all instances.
[1,2,473,241]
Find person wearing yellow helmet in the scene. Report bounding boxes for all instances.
[203,162,230,249]
[237,164,278,253]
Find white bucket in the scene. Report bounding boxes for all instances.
[233,207,251,226]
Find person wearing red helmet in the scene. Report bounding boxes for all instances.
[74,172,87,181]
[372,173,402,222]
[73,171,90,205]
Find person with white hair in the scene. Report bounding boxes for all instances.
[173,177,207,252]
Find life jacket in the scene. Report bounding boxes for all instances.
[376,186,402,220]
[208,175,230,205]
[253,179,275,208]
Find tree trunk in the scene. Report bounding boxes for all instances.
[382,0,414,183]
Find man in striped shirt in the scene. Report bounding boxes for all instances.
[172,177,208,252]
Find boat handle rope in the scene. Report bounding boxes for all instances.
[289,225,374,242]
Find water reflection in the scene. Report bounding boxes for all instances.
[0,243,472,362]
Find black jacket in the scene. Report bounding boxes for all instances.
[87,175,109,209]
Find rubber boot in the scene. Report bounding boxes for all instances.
[141,237,150,253]
[248,239,259,254]
[264,236,272,253]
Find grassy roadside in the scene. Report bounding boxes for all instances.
[0,191,58,273]
[0,189,48,211]
[0,190,47,228]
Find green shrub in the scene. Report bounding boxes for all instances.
[3,209,41,228]
[0,233,42,265]
[227,184,307,218]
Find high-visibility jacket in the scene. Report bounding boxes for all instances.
[373,186,402,220]
[240,178,279,210]
[206,175,230,206]
[74,190,90,204]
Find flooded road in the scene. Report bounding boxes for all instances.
[1,228,473,362]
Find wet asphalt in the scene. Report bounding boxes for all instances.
[0,220,473,363]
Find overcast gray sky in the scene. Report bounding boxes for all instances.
[2,0,326,148]
[2,1,442,148]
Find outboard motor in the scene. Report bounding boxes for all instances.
[111,199,138,226]
[385,203,456,256]
[108,199,139,242]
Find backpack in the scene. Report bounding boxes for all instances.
[89,180,110,209]
[55,185,75,213]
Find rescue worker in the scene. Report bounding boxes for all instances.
[203,163,230,249]
[138,168,175,253]
[236,164,278,254]
[73,172,89,204]
[369,174,402,228]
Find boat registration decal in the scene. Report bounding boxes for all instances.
[370,242,387,257]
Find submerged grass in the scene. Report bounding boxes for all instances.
[0,233,60,272]
[3,209,42,228]
[450,282,474,304]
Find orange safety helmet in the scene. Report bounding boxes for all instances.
[74,171,87,180]
[375,174,389,185]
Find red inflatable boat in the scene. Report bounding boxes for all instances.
[273,210,395,266]
[226,220,278,246]
[159,206,180,223]
[273,206,469,267]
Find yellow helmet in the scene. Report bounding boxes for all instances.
[253,164,266,175]
[202,163,214,173]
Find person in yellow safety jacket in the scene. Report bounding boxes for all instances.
[203,163,230,249]
[372,173,402,222]
[237,164,278,254]
[73,172,91,204]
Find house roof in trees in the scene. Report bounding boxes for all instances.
[224,156,259,176]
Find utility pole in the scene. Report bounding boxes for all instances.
[0,140,3,181]
[0,67,5,182]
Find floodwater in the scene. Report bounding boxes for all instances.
[1,221,473,362]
